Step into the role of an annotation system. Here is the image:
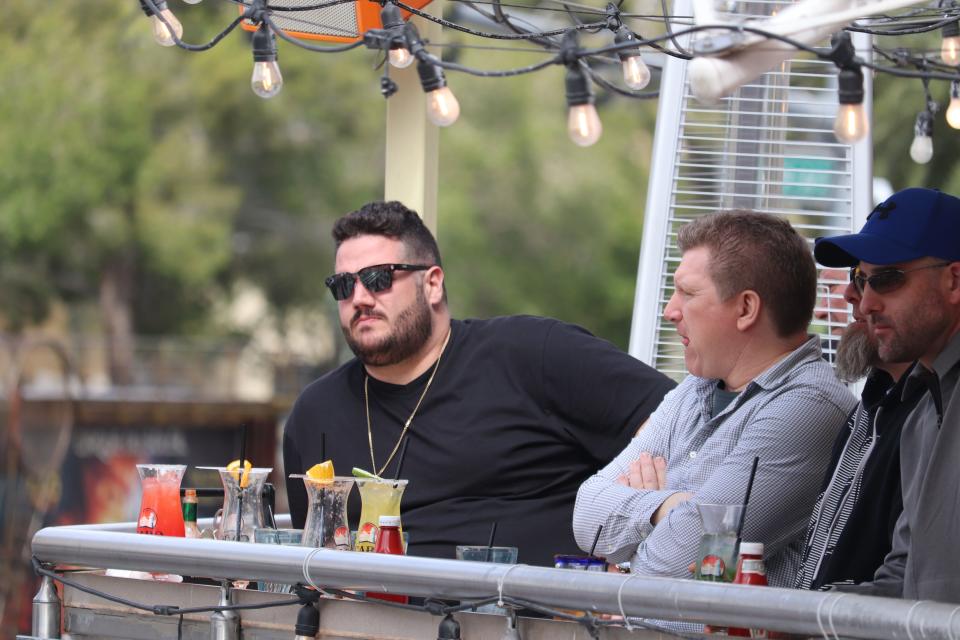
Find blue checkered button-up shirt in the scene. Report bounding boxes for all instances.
[573,336,856,587]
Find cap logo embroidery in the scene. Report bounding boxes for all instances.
[868,201,896,220]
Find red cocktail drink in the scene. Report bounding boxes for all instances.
[136,464,186,537]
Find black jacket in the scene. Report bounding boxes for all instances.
[810,365,925,590]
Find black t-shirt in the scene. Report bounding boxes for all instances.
[283,315,675,566]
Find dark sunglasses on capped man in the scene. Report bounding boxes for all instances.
[850,262,950,295]
[324,263,432,301]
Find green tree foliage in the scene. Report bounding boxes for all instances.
[0,1,660,358]
[0,2,239,375]
[438,49,659,348]
[0,1,385,375]
[871,69,960,195]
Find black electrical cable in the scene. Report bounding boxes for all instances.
[872,45,960,75]
[262,14,366,52]
[31,557,303,617]
[393,0,605,41]
[491,0,561,47]
[846,14,960,35]
[447,0,694,22]
[32,553,705,640]
[261,11,359,38]
[582,64,660,99]
[259,0,362,11]
[130,0,960,102]
[141,0,246,51]
[659,0,691,57]
[861,59,960,81]
[421,49,561,77]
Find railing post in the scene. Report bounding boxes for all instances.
[31,575,61,639]
[209,582,239,640]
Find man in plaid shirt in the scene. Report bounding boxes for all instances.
[574,210,855,586]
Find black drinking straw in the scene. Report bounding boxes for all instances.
[319,432,325,462]
[235,424,248,542]
[484,521,498,562]
[588,525,604,558]
[735,456,760,547]
[393,437,410,485]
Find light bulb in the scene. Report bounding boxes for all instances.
[947,98,960,129]
[388,47,414,69]
[909,134,933,164]
[426,86,460,126]
[251,61,283,99]
[567,103,602,147]
[943,36,960,65]
[833,103,868,143]
[943,20,960,65]
[910,109,934,164]
[948,82,960,129]
[621,54,651,90]
[613,26,650,91]
[150,8,183,47]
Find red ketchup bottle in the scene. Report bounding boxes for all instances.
[728,542,768,638]
[368,515,409,604]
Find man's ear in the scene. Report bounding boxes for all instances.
[735,289,761,332]
[945,262,960,305]
[425,266,445,306]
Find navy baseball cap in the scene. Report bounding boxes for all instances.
[814,188,960,267]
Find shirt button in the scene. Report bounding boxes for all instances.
[689,451,698,459]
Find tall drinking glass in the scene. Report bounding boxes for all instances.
[354,479,407,552]
[694,503,745,582]
[291,475,354,550]
[198,466,272,542]
[136,464,186,537]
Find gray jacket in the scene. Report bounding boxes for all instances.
[846,330,960,603]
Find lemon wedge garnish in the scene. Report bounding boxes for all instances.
[227,459,252,488]
[306,460,335,482]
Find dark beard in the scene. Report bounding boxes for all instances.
[343,287,433,367]
[834,323,878,383]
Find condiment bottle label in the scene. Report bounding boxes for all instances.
[741,559,766,575]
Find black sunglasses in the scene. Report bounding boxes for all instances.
[851,262,950,295]
[324,263,432,301]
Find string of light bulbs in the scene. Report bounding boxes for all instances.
[139,0,960,150]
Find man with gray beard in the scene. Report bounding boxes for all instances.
[795,268,921,590]
[812,187,960,602]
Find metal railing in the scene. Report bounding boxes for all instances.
[30,520,960,640]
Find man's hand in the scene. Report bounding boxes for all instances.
[615,451,667,490]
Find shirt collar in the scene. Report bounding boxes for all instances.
[930,329,960,379]
[692,334,823,410]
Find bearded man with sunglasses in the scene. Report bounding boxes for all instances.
[795,268,921,591]
[814,187,960,603]
[282,201,676,566]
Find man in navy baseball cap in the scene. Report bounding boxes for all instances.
[813,187,960,604]
[814,187,960,268]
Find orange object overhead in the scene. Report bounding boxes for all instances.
[241,0,433,44]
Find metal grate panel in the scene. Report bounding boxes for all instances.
[629,0,872,379]
[249,0,361,40]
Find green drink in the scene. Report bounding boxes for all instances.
[354,479,407,552]
[694,504,744,583]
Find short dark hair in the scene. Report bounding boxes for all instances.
[332,201,442,267]
[677,210,816,337]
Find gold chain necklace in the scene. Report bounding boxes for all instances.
[364,328,452,477]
